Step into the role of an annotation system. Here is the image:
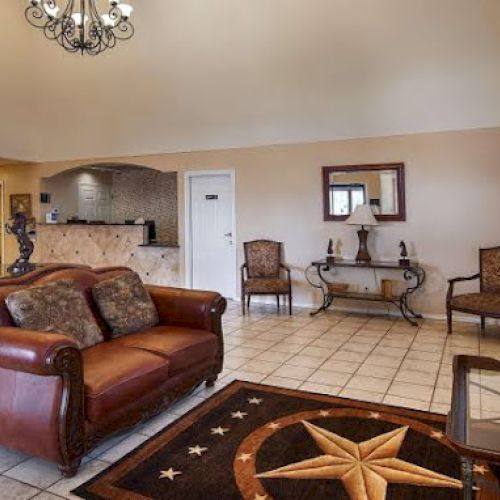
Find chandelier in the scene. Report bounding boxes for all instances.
[25,1,134,55]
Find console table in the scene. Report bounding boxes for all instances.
[306,259,426,325]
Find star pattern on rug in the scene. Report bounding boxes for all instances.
[232,411,248,419]
[267,422,281,430]
[256,421,463,499]
[249,397,263,405]
[237,453,253,463]
[188,445,208,457]
[430,431,444,440]
[369,412,381,420]
[253,494,267,500]
[473,464,487,475]
[159,467,182,481]
[211,426,230,436]
[319,410,330,417]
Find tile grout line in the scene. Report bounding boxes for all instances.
[379,324,435,409]
[338,323,404,400]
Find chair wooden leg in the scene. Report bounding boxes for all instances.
[289,291,292,315]
[276,295,280,311]
[447,306,453,335]
[247,295,251,311]
[481,316,486,334]
[242,293,246,315]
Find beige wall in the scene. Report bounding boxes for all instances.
[0,164,40,265]
[3,1,500,162]
[2,127,500,318]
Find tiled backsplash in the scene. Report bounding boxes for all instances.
[111,170,178,243]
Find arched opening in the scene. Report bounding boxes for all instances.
[36,163,180,287]
[40,163,178,244]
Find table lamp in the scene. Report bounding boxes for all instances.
[346,204,379,263]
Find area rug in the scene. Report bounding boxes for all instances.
[74,381,497,499]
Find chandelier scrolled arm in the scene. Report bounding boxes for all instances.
[25,0,134,55]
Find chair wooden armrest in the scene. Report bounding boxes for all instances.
[280,263,291,281]
[447,273,480,302]
[240,263,248,281]
[448,273,480,285]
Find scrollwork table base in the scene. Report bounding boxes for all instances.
[305,259,426,326]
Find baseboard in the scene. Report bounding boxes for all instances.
[232,295,486,325]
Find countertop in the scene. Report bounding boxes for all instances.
[139,242,180,248]
[38,222,147,226]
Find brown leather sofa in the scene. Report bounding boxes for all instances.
[0,265,226,477]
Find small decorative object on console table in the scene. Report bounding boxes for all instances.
[5,212,36,276]
[399,240,410,266]
[326,238,335,265]
[346,204,379,263]
[306,258,425,325]
[446,355,500,500]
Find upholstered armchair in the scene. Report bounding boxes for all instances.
[241,240,292,315]
[447,246,500,334]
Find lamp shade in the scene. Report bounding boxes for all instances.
[346,204,379,226]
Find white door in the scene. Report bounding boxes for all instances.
[189,174,236,298]
[78,183,111,222]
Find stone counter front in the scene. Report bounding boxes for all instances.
[36,224,180,287]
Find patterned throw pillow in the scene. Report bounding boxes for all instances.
[5,280,104,349]
[92,272,159,337]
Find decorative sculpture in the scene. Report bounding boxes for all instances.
[399,240,410,266]
[327,238,334,255]
[326,238,335,264]
[6,213,36,275]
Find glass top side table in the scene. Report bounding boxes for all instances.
[447,355,500,499]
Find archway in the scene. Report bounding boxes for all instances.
[40,163,178,244]
[36,163,180,287]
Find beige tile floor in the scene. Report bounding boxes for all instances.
[2,301,500,498]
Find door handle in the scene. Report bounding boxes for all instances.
[224,232,232,237]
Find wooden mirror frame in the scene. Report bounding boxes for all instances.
[322,162,406,222]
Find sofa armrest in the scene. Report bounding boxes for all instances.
[146,286,227,333]
[0,327,85,474]
[0,327,80,376]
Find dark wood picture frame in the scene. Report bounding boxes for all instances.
[322,163,406,222]
[10,193,33,219]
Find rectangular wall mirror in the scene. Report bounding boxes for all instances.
[322,163,406,221]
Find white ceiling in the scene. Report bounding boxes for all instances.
[1,0,500,162]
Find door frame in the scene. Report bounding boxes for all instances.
[184,169,237,299]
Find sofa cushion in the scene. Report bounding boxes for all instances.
[35,268,133,340]
[112,326,218,374]
[92,272,159,337]
[5,280,104,349]
[82,344,170,423]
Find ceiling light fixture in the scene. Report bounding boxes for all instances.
[25,0,134,55]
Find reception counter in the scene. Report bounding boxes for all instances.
[35,224,180,286]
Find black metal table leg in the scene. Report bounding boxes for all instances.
[310,293,334,316]
[461,457,474,500]
[399,267,426,326]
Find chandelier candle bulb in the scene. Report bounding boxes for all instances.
[71,13,88,27]
[101,14,115,27]
[118,3,133,19]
